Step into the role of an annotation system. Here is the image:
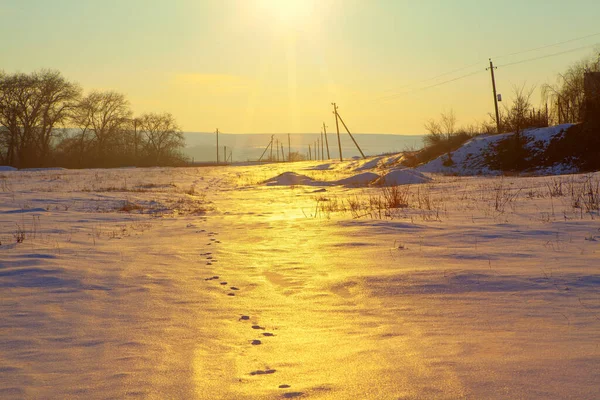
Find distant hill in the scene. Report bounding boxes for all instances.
[182,132,424,162]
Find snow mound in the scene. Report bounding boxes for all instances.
[264,172,319,186]
[306,163,335,170]
[335,172,380,187]
[372,169,431,186]
[0,166,17,172]
[354,157,383,171]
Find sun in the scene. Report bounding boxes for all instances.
[255,0,318,27]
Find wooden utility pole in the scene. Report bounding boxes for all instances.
[224,146,227,164]
[216,128,219,164]
[288,133,291,162]
[309,144,312,160]
[332,103,343,161]
[333,103,366,159]
[270,135,274,161]
[323,122,330,159]
[281,143,285,162]
[258,135,273,162]
[487,59,501,134]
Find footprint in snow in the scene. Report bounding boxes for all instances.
[250,369,276,376]
[220,282,228,285]
[262,332,275,337]
[251,340,262,345]
[251,325,265,330]
[228,293,236,296]
[230,287,239,290]
[283,392,304,398]
[279,385,290,389]
[239,315,250,321]
[204,276,219,281]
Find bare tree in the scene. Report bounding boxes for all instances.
[72,90,132,166]
[0,70,80,167]
[424,110,457,147]
[138,112,184,165]
[502,85,535,138]
[542,55,600,124]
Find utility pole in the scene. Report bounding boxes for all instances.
[270,135,274,161]
[487,59,501,134]
[309,144,312,160]
[323,122,330,159]
[224,146,227,164]
[281,143,285,162]
[333,103,365,159]
[258,135,273,162]
[216,128,219,164]
[288,133,291,162]
[332,103,343,161]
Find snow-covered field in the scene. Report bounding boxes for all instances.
[1,158,599,399]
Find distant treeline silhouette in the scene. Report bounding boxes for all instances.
[0,69,186,169]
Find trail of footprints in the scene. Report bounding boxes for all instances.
[200,229,303,398]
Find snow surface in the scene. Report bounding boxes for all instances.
[0,157,599,399]
[334,172,380,187]
[372,168,432,186]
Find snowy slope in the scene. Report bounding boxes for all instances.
[417,124,575,175]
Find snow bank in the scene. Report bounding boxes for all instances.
[417,124,574,176]
[372,169,431,186]
[307,163,335,170]
[263,172,320,186]
[354,157,383,171]
[335,172,380,187]
[0,166,17,172]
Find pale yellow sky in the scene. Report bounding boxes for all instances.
[2,0,599,133]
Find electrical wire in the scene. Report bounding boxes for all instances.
[376,69,485,102]
[493,31,600,60]
[497,43,598,68]
[372,33,600,103]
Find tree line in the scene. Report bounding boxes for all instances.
[0,69,186,169]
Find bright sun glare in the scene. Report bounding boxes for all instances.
[255,0,318,27]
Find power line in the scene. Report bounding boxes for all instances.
[372,33,600,104]
[497,43,598,68]
[376,69,484,102]
[380,60,482,94]
[494,31,600,60]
